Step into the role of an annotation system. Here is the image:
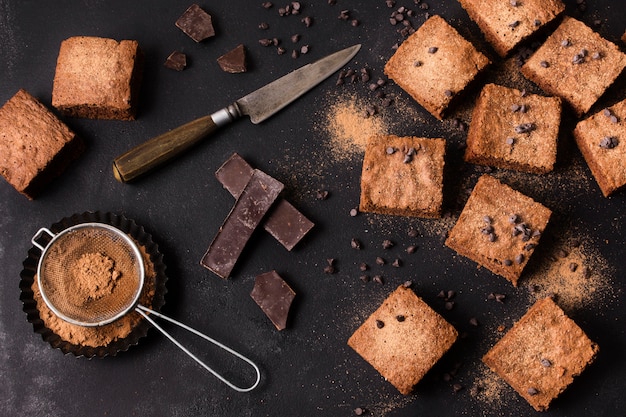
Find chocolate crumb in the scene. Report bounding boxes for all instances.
[382,239,394,249]
[469,317,479,326]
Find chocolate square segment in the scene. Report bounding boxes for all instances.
[483,297,598,411]
[348,285,458,395]
[573,98,626,197]
[250,270,296,331]
[445,175,551,286]
[176,4,216,42]
[216,153,314,250]
[521,17,626,116]
[384,15,490,120]
[465,83,562,174]
[201,170,283,279]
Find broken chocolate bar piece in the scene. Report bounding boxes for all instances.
[201,169,284,278]
[250,270,296,330]
[217,44,247,73]
[164,51,187,71]
[215,153,314,251]
[176,4,215,43]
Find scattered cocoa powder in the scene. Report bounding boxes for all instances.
[32,240,156,348]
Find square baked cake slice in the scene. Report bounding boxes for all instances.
[483,297,599,411]
[445,175,551,286]
[359,135,446,218]
[384,15,490,120]
[348,285,458,395]
[52,36,143,120]
[0,89,84,199]
[465,83,562,174]
[458,0,565,57]
[573,98,626,197]
[521,17,626,116]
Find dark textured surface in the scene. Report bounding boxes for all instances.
[1,1,625,416]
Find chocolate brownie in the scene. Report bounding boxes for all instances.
[458,0,565,57]
[359,135,446,218]
[573,98,626,196]
[347,285,458,395]
[445,175,551,286]
[384,15,490,120]
[52,36,143,120]
[483,297,599,411]
[521,17,626,116]
[465,83,562,174]
[0,89,84,199]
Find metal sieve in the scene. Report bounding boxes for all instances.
[32,222,260,393]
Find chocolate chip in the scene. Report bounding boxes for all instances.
[350,208,359,217]
[259,38,273,47]
[541,358,552,367]
[351,238,362,249]
[592,51,602,60]
[445,301,455,310]
[392,258,401,267]
[290,34,300,43]
[599,136,619,149]
[373,275,384,285]
[396,315,406,322]
[527,387,538,396]
[302,16,313,27]
[534,19,542,26]
[510,0,519,5]
[515,123,536,134]
[414,60,423,67]
[509,20,520,28]
[569,262,578,272]
[291,49,299,59]
[428,46,438,54]
[258,22,269,30]
[262,2,273,8]
[506,137,515,145]
[376,257,386,266]
[540,60,550,68]
[403,154,413,163]
[382,239,394,249]
[511,103,521,112]
[300,45,310,54]
[444,89,454,97]
[561,38,571,47]
[469,317,479,326]
[406,245,418,254]
[316,189,329,200]
[503,259,513,266]
[376,319,385,329]
[402,280,412,288]
[359,275,370,282]
[515,253,525,264]
[338,9,349,20]
[509,214,520,224]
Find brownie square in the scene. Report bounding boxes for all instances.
[458,0,565,57]
[0,89,83,199]
[521,17,626,116]
[348,285,458,395]
[483,297,599,411]
[445,175,551,286]
[52,36,143,120]
[573,98,626,197]
[384,15,490,120]
[359,135,446,218]
[465,83,562,174]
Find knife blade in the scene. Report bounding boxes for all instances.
[112,44,361,183]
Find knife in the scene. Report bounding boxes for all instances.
[112,44,361,183]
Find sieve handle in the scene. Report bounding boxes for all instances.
[31,228,56,252]
[134,304,261,393]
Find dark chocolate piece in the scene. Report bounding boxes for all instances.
[201,170,283,278]
[175,4,215,42]
[250,270,295,330]
[217,44,247,73]
[164,51,187,71]
[215,153,314,250]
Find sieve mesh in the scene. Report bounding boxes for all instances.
[37,223,144,326]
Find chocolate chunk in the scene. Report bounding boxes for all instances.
[176,4,216,42]
[250,270,296,330]
[217,44,247,73]
[215,154,314,251]
[201,170,284,278]
[164,51,187,71]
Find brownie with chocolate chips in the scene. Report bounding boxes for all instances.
[445,175,551,286]
[359,135,446,218]
[465,83,562,174]
[384,15,490,120]
[521,17,626,116]
[347,285,458,395]
[458,0,565,57]
[483,297,599,411]
[573,98,626,196]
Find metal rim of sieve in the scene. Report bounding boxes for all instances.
[32,222,146,327]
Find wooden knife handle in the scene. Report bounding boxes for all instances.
[112,115,218,183]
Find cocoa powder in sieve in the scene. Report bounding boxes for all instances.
[72,252,121,303]
[32,241,156,348]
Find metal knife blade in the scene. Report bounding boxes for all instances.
[112,44,361,183]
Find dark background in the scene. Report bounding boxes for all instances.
[1,1,625,416]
